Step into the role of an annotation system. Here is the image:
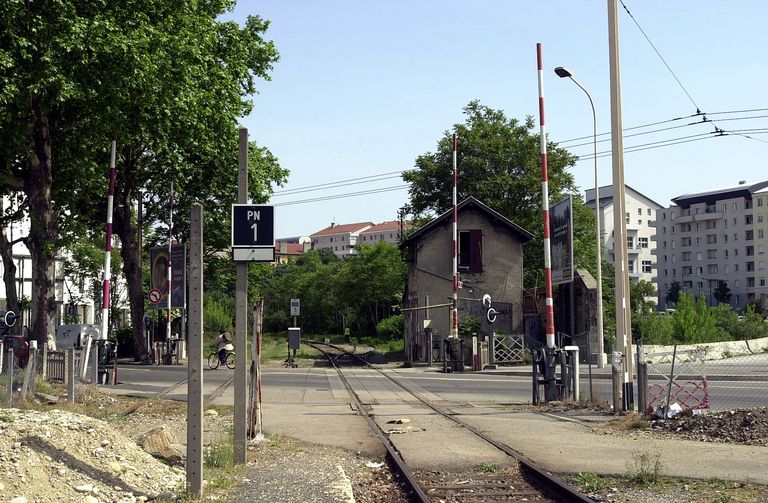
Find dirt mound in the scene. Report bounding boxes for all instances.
[649,407,768,446]
[0,408,185,502]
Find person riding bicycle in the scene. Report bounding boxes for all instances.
[216,330,234,364]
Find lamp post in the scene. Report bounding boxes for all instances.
[555,66,604,373]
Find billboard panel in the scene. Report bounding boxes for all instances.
[150,244,186,309]
[550,196,574,285]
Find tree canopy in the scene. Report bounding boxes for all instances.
[403,100,595,286]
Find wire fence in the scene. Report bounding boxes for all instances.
[639,337,768,413]
[1,344,84,406]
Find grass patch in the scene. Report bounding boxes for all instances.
[569,472,610,492]
[474,462,498,473]
[626,451,663,486]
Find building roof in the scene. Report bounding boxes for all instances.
[275,243,306,255]
[311,221,373,237]
[671,180,768,207]
[402,197,534,246]
[585,184,664,209]
[361,220,412,233]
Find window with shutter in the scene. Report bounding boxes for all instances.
[458,230,483,273]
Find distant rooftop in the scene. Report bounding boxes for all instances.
[310,221,373,237]
[361,220,411,233]
[672,180,768,207]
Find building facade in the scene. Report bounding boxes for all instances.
[358,220,411,246]
[585,185,663,284]
[654,180,768,310]
[400,197,533,365]
[310,222,373,257]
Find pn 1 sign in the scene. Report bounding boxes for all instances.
[231,204,275,248]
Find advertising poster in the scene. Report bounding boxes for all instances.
[550,196,574,285]
[150,244,186,309]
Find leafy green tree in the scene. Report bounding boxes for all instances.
[713,280,732,305]
[630,280,657,315]
[0,1,284,352]
[665,281,682,306]
[670,293,726,343]
[403,101,594,287]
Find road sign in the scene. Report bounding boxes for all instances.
[148,289,162,304]
[290,298,300,317]
[231,204,275,248]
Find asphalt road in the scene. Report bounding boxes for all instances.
[111,362,767,411]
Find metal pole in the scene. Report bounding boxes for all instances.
[536,43,558,402]
[87,140,117,378]
[167,176,174,344]
[234,127,249,464]
[607,0,633,410]
[451,133,459,340]
[562,73,605,368]
[187,203,204,495]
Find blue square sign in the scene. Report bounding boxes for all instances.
[231,204,275,248]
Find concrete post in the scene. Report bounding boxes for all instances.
[67,348,76,403]
[6,348,13,407]
[187,203,204,495]
[234,127,249,464]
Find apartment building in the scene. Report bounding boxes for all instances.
[585,184,663,284]
[310,222,373,257]
[358,220,411,246]
[654,180,768,310]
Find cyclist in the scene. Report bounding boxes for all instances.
[215,330,234,364]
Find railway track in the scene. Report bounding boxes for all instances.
[307,340,593,503]
[122,371,234,416]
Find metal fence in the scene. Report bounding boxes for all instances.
[639,337,768,413]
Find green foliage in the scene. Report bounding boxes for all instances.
[474,463,498,473]
[376,315,404,340]
[633,312,675,345]
[459,314,481,336]
[403,101,589,287]
[671,293,728,344]
[626,451,662,486]
[261,242,406,337]
[713,280,732,305]
[204,291,234,336]
[569,472,609,492]
[113,326,135,357]
[665,281,682,306]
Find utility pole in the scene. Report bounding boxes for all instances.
[234,128,249,463]
[607,0,634,411]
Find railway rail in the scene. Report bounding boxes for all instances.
[307,340,593,503]
[122,372,234,416]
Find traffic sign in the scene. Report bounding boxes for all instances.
[148,288,162,304]
[290,298,300,317]
[231,204,275,248]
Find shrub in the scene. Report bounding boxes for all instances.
[376,314,404,340]
[113,326,135,357]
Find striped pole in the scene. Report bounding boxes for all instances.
[167,177,174,344]
[536,43,556,350]
[87,139,117,378]
[451,133,459,339]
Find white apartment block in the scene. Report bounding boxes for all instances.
[358,220,411,246]
[654,180,768,311]
[310,222,373,257]
[585,185,663,285]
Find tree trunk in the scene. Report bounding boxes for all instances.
[0,230,20,313]
[24,101,57,347]
[114,188,148,361]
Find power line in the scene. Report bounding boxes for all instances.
[273,185,410,207]
[272,170,410,196]
[619,0,699,111]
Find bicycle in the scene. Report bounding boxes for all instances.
[208,350,235,369]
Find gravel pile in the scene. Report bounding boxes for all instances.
[0,408,185,503]
[649,407,768,446]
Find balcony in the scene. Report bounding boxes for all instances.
[694,211,723,221]
[672,214,694,224]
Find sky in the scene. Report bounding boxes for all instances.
[226,1,768,239]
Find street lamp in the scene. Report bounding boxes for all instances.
[554,66,604,371]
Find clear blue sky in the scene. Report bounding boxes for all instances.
[227,1,768,238]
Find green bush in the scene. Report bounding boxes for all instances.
[204,291,234,335]
[633,312,675,345]
[113,325,135,357]
[376,314,404,340]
